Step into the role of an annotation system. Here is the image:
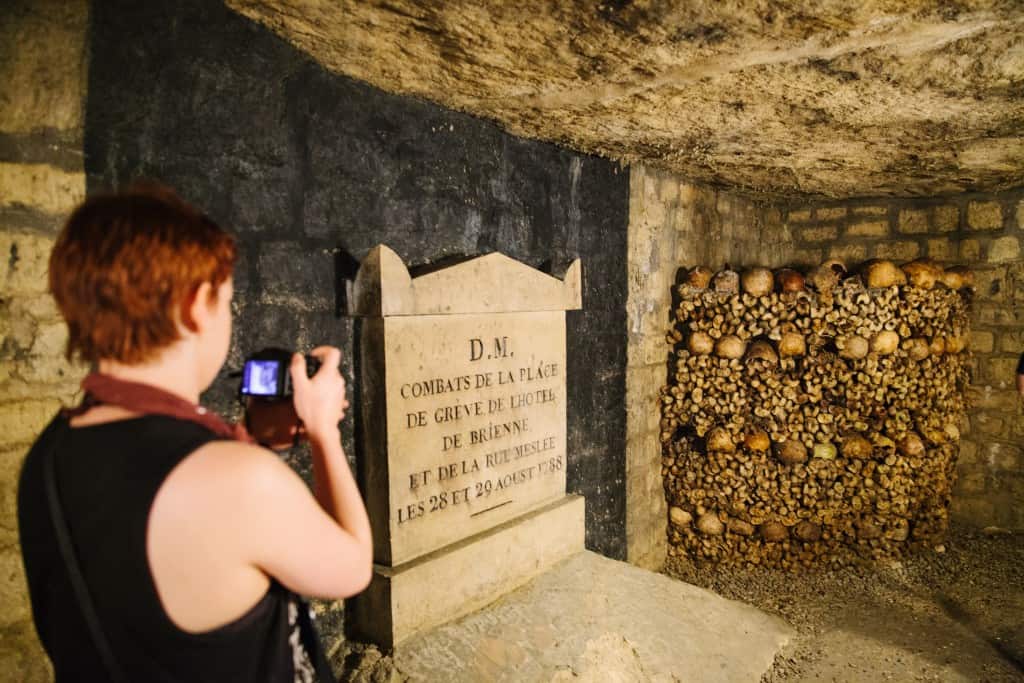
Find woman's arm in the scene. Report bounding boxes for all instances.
[153,346,373,604]
[291,348,373,567]
[236,347,373,598]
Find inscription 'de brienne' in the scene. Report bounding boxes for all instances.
[395,336,564,526]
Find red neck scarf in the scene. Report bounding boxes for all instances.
[67,372,253,443]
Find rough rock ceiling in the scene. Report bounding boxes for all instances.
[226,0,1024,199]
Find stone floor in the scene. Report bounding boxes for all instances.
[388,551,792,682]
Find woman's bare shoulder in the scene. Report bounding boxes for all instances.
[155,440,303,519]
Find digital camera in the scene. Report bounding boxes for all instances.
[239,348,321,399]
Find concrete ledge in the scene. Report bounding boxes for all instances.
[346,495,585,649]
[395,550,793,682]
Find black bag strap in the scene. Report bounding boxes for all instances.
[42,417,129,683]
[295,597,335,682]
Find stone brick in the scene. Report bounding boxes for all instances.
[658,177,679,204]
[0,163,85,216]
[0,447,26,543]
[0,0,89,133]
[789,248,822,266]
[641,197,666,228]
[958,439,977,465]
[674,236,699,265]
[256,242,334,312]
[898,209,929,234]
[0,549,33,630]
[0,399,60,447]
[1008,474,1024,498]
[981,441,1021,471]
[643,364,667,393]
[826,243,868,263]
[28,320,67,358]
[846,220,889,238]
[640,309,667,338]
[955,470,986,494]
[988,236,1020,263]
[972,411,1006,437]
[933,205,959,232]
[12,356,86,389]
[1014,413,1024,439]
[625,414,645,442]
[677,184,698,208]
[628,167,647,205]
[10,293,60,322]
[927,238,956,261]
[646,404,661,433]
[873,241,920,260]
[626,339,645,370]
[642,332,672,366]
[815,207,846,221]
[0,232,55,295]
[799,225,838,242]
[967,385,1017,411]
[985,356,1019,386]
[852,205,888,216]
[998,330,1023,353]
[787,208,811,222]
[975,302,1023,326]
[0,306,37,354]
[973,267,1006,300]
[967,201,1003,230]
[966,355,980,383]
[950,497,994,525]
[968,330,994,353]
[960,239,981,260]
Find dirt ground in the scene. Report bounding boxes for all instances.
[666,524,1024,682]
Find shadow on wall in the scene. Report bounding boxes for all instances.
[82,0,631,559]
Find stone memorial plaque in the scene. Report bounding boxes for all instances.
[383,311,566,564]
[347,245,585,648]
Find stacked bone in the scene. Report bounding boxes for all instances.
[661,259,972,570]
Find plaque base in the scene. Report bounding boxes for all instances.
[345,495,585,650]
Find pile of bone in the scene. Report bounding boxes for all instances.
[660,258,971,570]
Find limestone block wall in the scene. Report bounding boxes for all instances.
[0,1,90,679]
[625,165,790,568]
[628,172,1024,566]
[781,191,1024,529]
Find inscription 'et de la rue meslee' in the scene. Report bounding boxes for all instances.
[352,245,582,567]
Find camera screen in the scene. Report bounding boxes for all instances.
[242,359,281,396]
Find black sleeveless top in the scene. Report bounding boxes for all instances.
[18,414,296,682]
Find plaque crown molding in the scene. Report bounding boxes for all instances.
[351,244,582,316]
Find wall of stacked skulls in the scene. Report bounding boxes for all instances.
[660,258,973,569]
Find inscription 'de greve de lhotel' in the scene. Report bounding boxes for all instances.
[384,311,567,558]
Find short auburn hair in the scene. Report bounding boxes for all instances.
[49,183,236,364]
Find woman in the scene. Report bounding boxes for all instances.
[18,184,372,681]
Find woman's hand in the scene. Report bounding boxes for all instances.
[290,346,349,440]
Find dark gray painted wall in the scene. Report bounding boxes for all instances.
[85,0,629,559]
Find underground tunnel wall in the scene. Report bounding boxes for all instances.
[82,0,630,564]
[0,0,629,675]
[2,0,1022,678]
[0,0,90,677]
[780,191,1024,531]
[626,168,1024,568]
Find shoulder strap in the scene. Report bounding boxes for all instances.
[294,596,335,682]
[42,417,129,683]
